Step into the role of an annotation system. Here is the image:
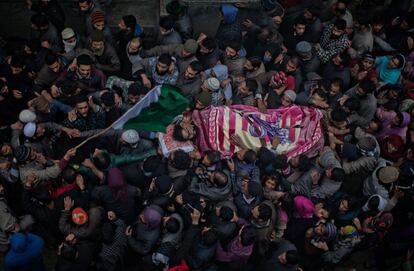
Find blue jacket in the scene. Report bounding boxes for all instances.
[221,4,238,24]
[4,233,45,271]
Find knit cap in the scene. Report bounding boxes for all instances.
[121,129,140,144]
[15,145,31,163]
[23,122,37,138]
[61,28,75,40]
[296,41,312,59]
[270,71,287,88]
[183,39,198,54]
[19,109,36,123]
[91,10,105,25]
[378,166,399,184]
[325,222,337,241]
[196,91,212,107]
[71,207,88,225]
[283,90,296,102]
[155,175,173,195]
[203,78,220,91]
[357,137,376,152]
[90,30,105,42]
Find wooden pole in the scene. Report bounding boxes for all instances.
[74,125,114,150]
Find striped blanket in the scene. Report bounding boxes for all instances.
[192,105,324,159]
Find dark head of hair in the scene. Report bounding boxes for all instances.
[331,108,349,122]
[286,250,299,265]
[287,55,300,67]
[338,52,351,67]
[172,125,186,142]
[10,55,25,68]
[383,99,399,111]
[165,217,180,233]
[33,188,52,205]
[247,57,261,69]
[294,15,308,26]
[212,171,228,187]
[159,16,175,30]
[228,40,242,52]
[201,37,216,50]
[128,81,147,96]
[74,95,88,106]
[245,79,258,94]
[143,155,162,172]
[202,228,219,246]
[298,154,312,172]
[31,13,49,28]
[189,61,203,73]
[244,149,257,164]
[61,242,77,260]
[25,38,41,53]
[171,149,191,170]
[240,226,256,246]
[122,15,137,29]
[334,18,347,31]
[158,53,172,66]
[359,79,376,94]
[258,203,272,221]
[306,6,320,17]
[45,52,58,66]
[331,78,344,91]
[206,150,221,164]
[331,168,345,182]
[392,54,405,69]
[342,195,360,211]
[77,54,93,66]
[62,166,77,184]
[313,87,328,101]
[257,147,275,166]
[343,97,360,112]
[356,16,371,28]
[78,0,92,4]
[272,154,288,170]
[219,206,234,222]
[366,195,380,211]
[93,151,111,170]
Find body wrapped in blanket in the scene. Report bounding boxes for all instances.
[192,105,324,159]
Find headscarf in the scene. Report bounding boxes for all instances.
[293,195,315,219]
[380,134,405,162]
[142,206,162,230]
[108,168,129,202]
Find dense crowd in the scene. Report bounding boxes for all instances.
[0,0,414,270]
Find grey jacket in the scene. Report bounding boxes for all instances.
[345,86,377,127]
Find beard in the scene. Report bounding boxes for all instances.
[92,47,104,56]
[156,68,168,76]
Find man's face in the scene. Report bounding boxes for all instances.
[128,39,141,54]
[271,15,283,25]
[331,26,344,38]
[79,1,90,12]
[64,36,77,44]
[184,66,197,80]
[294,24,306,36]
[361,59,374,70]
[48,61,61,73]
[156,62,169,75]
[78,64,91,78]
[329,84,341,96]
[0,84,8,94]
[388,57,400,69]
[237,81,251,96]
[304,9,313,20]
[241,179,249,196]
[128,94,140,104]
[1,144,12,156]
[93,21,105,31]
[285,60,297,73]
[244,60,254,72]
[225,47,237,58]
[118,19,127,31]
[314,223,326,235]
[181,49,192,58]
[11,66,23,75]
[278,252,287,264]
[281,94,293,106]
[91,41,104,51]
[76,101,89,117]
[290,156,300,167]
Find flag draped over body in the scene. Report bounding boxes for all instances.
[112,84,189,132]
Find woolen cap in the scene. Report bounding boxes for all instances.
[378,166,399,184]
[19,110,36,123]
[72,207,88,225]
[203,78,220,91]
[23,122,37,138]
[121,129,140,144]
[296,41,312,59]
[183,39,198,54]
[15,145,32,163]
[61,28,75,40]
[284,90,296,102]
[91,10,105,25]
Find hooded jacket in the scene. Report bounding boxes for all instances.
[376,55,405,85]
[376,108,411,142]
[215,4,241,50]
[4,233,45,271]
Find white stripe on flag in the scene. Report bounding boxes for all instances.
[112,85,162,129]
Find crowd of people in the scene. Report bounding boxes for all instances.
[0,0,414,270]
